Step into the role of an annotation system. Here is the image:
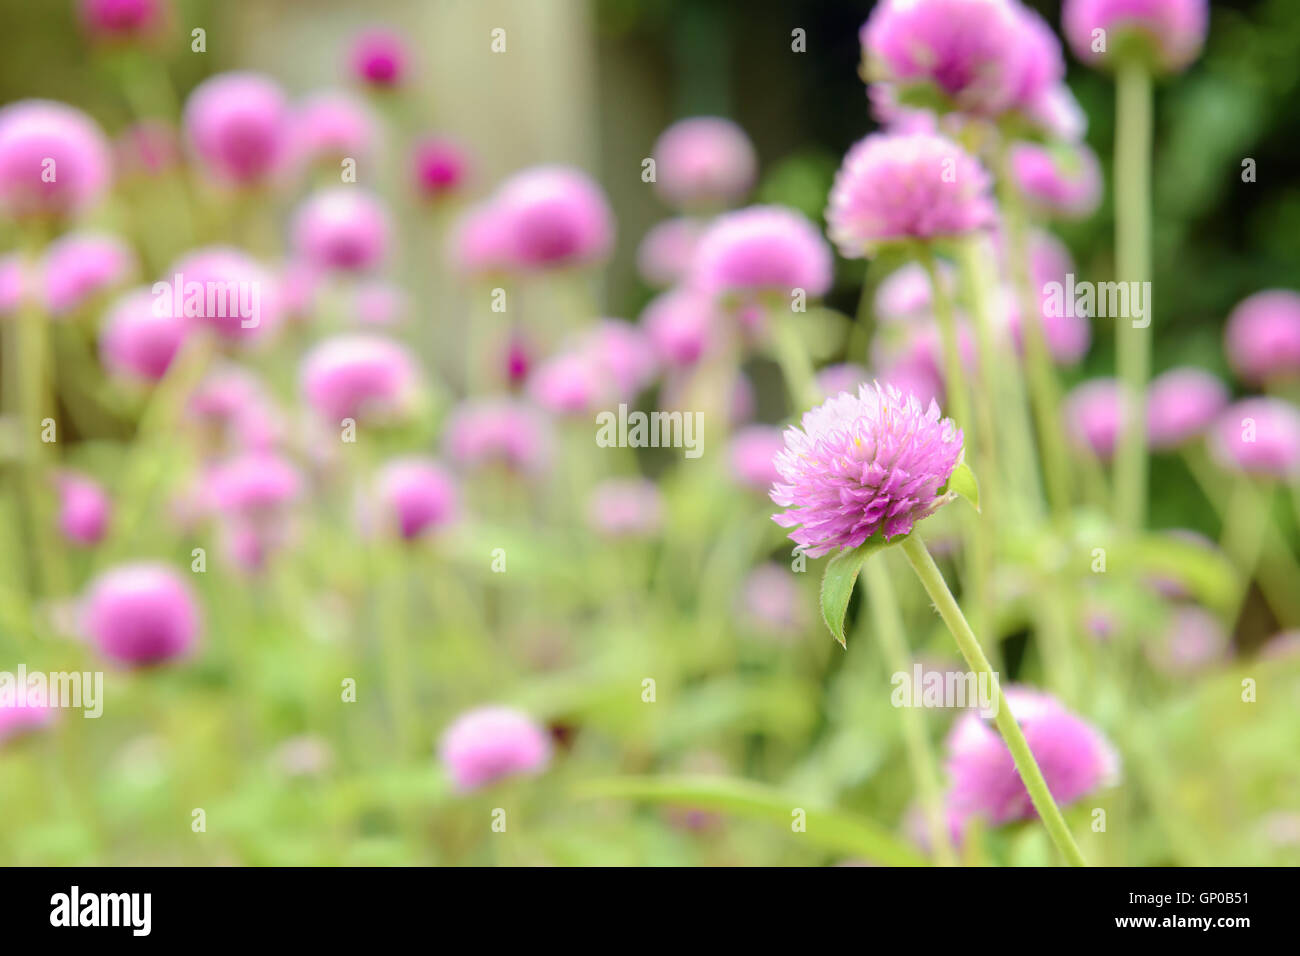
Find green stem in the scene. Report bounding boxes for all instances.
[771,308,821,411]
[917,247,970,434]
[899,533,1089,867]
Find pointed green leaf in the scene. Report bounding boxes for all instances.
[944,460,980,513]
[819,537,890,648]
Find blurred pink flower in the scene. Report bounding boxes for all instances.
[641,287,719,367]
[1063,0,1208,75]
[587,478,664,538]
[527,351,610,417]
[292,188,390,273]
[439,706,552,791]
[0,690,56,745]
[79,0,166,40]
[300,335,420,424]
[290,91,378,167]
[1146,367,1228,450]
[82,562,201,666]
[350,28,409,88]
[1064,378,1128,461]
[445,200,515,279]
[728,425,785,491]
[739,563,808,639]
[41,231,136,316]
[1147,605,1229,677]
[99,286,191,383]
[1224,290,1300,386]
[56,470,111,546]
[372,457,459,540]
[443,398,553,475]
[636,217,705,289]
[651,116,757,210]
[411,136,469,200]
[1010,142,1103,220]
[1208,397,1300,481]
[167,246,284,344]
[183,72,289,186]
[692,205,832,299]
[495,165,615,270]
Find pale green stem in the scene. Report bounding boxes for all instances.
[917,247,970,434]
[899,533,1089,867]
[771,308,821,411]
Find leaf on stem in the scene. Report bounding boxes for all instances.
[820,535,891,648]
[942,459,981,513]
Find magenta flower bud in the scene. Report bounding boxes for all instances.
[290,91,377,167]
[771,382,964,556]
[372,457,458,540]
[183,72,289,186]
[738,563,808,638]
[445,201,514,279]
[0,100,111,220]
[99,286,192,383]
[946,686,1119,828]
[1148,605,1229,676]
[1224,290,1300,387]
[56,470,111,546]
[411,136,468,200]
[0,690,56,744]
[587,478,664,538]
[692,205,832,299]
[505,332,533,385]
[827,133,996,258]
[1064,378,1128,461]
[300,334,420,424]
[349,28,409,89]
[114,119,181,178]
[82,562,201,666]
[166,246,284,344]
[641,288,719,367]
[728,425,786,491]
[816,363,870,399]
[79,0,166,40]
[204,452,301,520]
[1209,397,1300,481]
[636,217,704,289]
[651,117,757,210]
[439,706,552,792]
[1063,0,1208,75]
[1146,367,1228,450]
[292,188,390,273]
[577,319,658,401]
[495,165,615,270]
[1010,142,1103,220]
[443,398,553,475]
[41,231,136,317]
[527,351,610,417]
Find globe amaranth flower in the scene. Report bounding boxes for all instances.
[186,364,282,454]
[527,351,612,417]
[442,398,553,475]
[1146,366,1228,450]
[411,136,469,200]
[183,72,289,186]
[575,319,659,401]
[1224,290,1300,386]
[692,205,832,300]
[770,382,964,557]
[1208,397,1300,481]
[640,288,720,367]
[445,201,515,279]
[371,457,459,541]
[586,478,664,539]
[82,562,201,666]
[41,231,136,317]
[827,133,996,258]
[651,116,757,211]
[636,217,705,289]
[290,91,378,168]
[1063,377,1128,461]
[56,470,111,546]
[1063,0,1208,75]
[494,165,614,270]
[350,28,409,89]
[167,245,284,344]
[1010,141,1103,220]
[874,261,955,324]
[439,706,552,792]
[946,686,1119,829]
[1147,605,1229,677]
[0,100,112,220]
[300,334,421,424]
[728,425,786,491]
[738,563,809,639]
[291,188,390,273]
[99,286,192,383]
[815,363,870,400]
[202,452,302,572]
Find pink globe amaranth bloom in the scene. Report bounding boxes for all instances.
[41,231,136,317]
[350,28,409,89]
[82,562,201,666]
[636,217,705,289]
[1063,0,1208,75]
[1005,285,1092,366]
[439,706,552,792]
[652,116,757,210]
[1064,378,1128,461]
[495,165,615,270]
[586,478,664,538]
[1025,83,1088,142]
[576,319,658,401]
[167,246,284,344]
[56,470,111,546]
[445,200,514,279]
[946,686,1119,829]
[641,287,719,367]
[877,359,946,408]
[292,188,390,273]
[1208,397,1300,481]
[300,334,420,424]
[99,286,192,383]
[1224,290,1300,386]
[372,457,458,540]
[183,72,289,186]
[352,279,409,327]
[412,136,468,200]
[1146,366,1228,450]
[875,316,978,391]
[114,119,181,178]
[290,91,378,167]
[739,563,808,638]
[692,205,832,300]
[79,0,166,40]
[728,425,786,491]
[505,331,533,386]
[203,452,301,520]
[186,364,282,454]
[827,133,996,258]
[0,690,56,744]
[1148,605,1229,677]
[0,100,111,220]
[770,382,964,557]
[527,351,611,417]
[874,261,955,324]
[816,363,870,399]
[1011,142,1103,220]
[443,398,554,475]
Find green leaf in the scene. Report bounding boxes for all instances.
[943,460,981,513]
[820,536,890,648]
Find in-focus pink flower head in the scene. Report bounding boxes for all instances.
[186,363,282,454]
[0,100,112,220]
[114,119,182,178]
[41,231,136,317]
[1224,290,1300,387]
[575,319,658,401]
[443,398,554,476]
[527,350,611,417]
[439,705,552,792]
[771,382,964,557]
[636,217,705,289]
[445,200,515,279]
[203,452,302,520]
[183,72,289,187]
[1209,397,1300,481]
[1148,604,1229,677]
[738,563,808,639]
[587,478,664,539]
[1063,0,1208,75]
[371,457,459,541]
[291,188,390,273]
[641,287,719,367]
[352,279,409,327]
[816,362,870,399]
[300,334,421,424]
[166,245,284,344]
[349,28,409,89]
[1064,377,1128,461]
[289,91,378,168]
[79,0,167,41]
[827,132,996,258]
[1146,366,1228,450]
[0,688,57,744]
[692,205,832,300]
[874,260,955,324]
[82,562,201,666]
[411,136,469,200]
[494,165,615,270]
[728,425,786,492]
[56,470,111,546]
[99,286,191,383]
[652,116,758,211]
[1011,141,1103,220]
[946,686,1119,829]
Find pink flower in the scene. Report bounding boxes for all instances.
[692,205,832,299]
[0,690,56,744]
[575,320,658,400]
[738,563,808,638]
[1063,0,1208,75]
[186,364,282,454]
[728,425,786,491]
[167,246,284,343]
[445,201,514,279]
[82,562,201,666]
[0,100,112,220]
[78,0,166,40]
[877,359,946,408]
[636,217,705,289]
[827,133,995,257]
[1064,378,1127,460]
[349,28,409,88]
[56,470,111,546]
[439,706,552,791]
[641,288,719,367]
[300,335,420,424]
[587,478,664,538]
[1025,83,1089,142]
[946,686,1119,829]
[292,188,390,273]
[371,457,459,540]
[99,286,191,383]
[1146,367,1228,450]
[770,382,964,556]
[874,261,954,324]
[411,136,468,200]
[816,363,871,399]
[1147,605,1229,677]
[1209,397,1300,480]
[290,91,378,167]
[1224,290,1300,386]
[527,351,610,417]
[495,166,615,270]
[1010,142,1103,219]
[183,72,289,186]
[204,452,301,519]
[443,399,554,475]
[41,231,136,316]
[651,117,757,210]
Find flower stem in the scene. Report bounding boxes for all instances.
[917,246,970,435]
[772,307,821,411]
[899,532,1089,867]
